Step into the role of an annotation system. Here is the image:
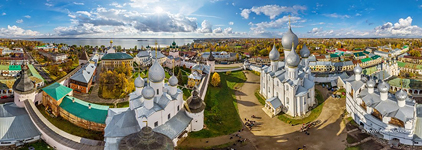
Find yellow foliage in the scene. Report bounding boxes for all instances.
[211,72,221,87]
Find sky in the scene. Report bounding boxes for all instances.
[1,0,422,38]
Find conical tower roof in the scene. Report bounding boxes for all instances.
[13,65,35,93]
[208,48,215,61]
[186,87,205,113]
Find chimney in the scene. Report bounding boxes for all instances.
[88,104,91,109]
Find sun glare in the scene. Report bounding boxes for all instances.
[155,7,163,13]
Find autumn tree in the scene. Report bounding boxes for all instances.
[211,72,221,87]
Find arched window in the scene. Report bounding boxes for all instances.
[157,89,159,95]
[286,97,289,105]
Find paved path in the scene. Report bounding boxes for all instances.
[235,71,347,150]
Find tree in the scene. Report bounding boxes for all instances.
[211,72,221,87]
[235,53,239,61]
[177,70,183,85]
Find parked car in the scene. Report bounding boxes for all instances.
[1,96,8,99]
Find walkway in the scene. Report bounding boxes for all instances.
[235,71,347,150]
[23,100,104,150]
[180,71,348,149]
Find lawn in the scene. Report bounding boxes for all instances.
[255,89,266,105]
[276,89,325,125]
[182,88,192,100]
[189,71,246,138]
[19,140,53,150]
[37,105,104,140]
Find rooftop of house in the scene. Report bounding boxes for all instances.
[42,82,73,101]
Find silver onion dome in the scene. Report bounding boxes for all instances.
[148,59,165,83]
[281,27,299,50]
[300,44,310,58]
[354,64,362,74]
[268,44,280,61]
[395,89,408,101]
[134,74,145,88]
[286,44,300,67]
[169,75,178,86]
[142,85,155,99]
[366,78,376,88]
[377,81,390,93]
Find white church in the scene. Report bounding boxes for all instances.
[345,64,422,146]
[260,23,316,117]
[103,55,205,149]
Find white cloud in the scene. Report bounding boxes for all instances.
[308,27,323,34]
[45,3,53,7]
[249,15,303,33]
[16,19,23,23]
[76,11,91,17]
[323,13,350,19]
[0,25,39,37]
[54,23,105,36]
[229,22,234,25]
[240,9,251,19]
[213,27,222,33]
[355,13,362,16]
[232,3,235,6]
[110,2,125,8]
[241,5,306,19]
[73,2,84,5]
[311,22,325,25]
[24,15,31,19]
[197,20,212,33]
[419,5,422,8]
[374,16,422,36]
[223,27,233,34]
[56,7,199,36]
[1,13,5,16]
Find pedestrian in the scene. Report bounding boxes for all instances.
[230,136,233,139]
[244,118,247,121]
[303,145,306,148]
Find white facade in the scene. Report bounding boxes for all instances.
[104,58,204,149]
[345,65,422,146]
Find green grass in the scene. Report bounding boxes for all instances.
[19,140,53,150]
[182,88,192,100]
[347,134,358,144]
[255,89,266,105]
[37,105,104,140]
[277,89,325,125]
[189,71,246,138]
[345,146,360,150]
[93,101,130,108]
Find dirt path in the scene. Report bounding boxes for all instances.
[179,71,348,150]
[235,71,347,150]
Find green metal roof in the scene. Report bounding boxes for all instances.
[59,96,109,124]
[353,52,365,57]
[371,55,381,60]
[8,65,21,71]
[0,65,8,70]
[386,77,422,89]
[42,82,72,101]
[28,64,44,82]
[101,53,133,60]
[361,58,371,63]
[330,54,340,58]
[363,51,370,54]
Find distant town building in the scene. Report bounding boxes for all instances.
[38,50,68,62]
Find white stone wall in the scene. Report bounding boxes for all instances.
[186,110,204,131]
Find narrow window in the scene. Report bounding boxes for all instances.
[154,121,158,127]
